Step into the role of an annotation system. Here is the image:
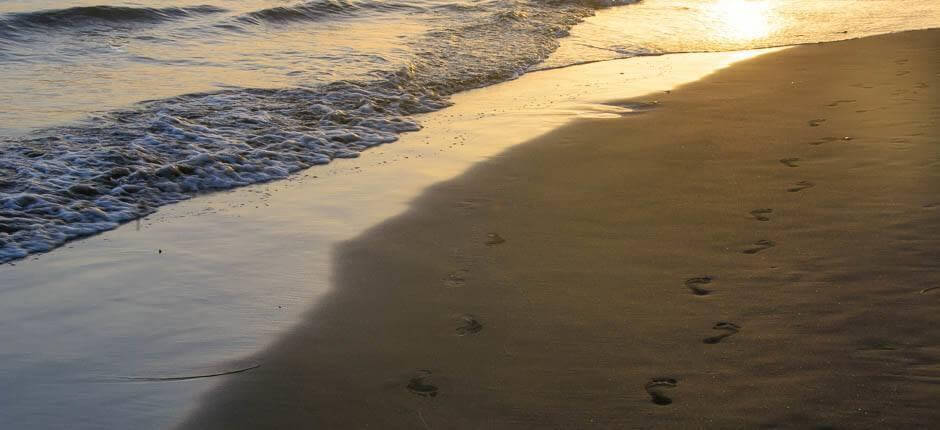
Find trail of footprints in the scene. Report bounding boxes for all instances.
[651,102,855,406]
[413,101,859,405]
[408,232,504,398]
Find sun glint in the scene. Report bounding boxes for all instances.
[707,0,775,42]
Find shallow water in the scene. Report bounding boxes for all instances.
[0,0,613,262]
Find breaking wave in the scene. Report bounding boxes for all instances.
[0,5,227,34]
[237,0,425,25]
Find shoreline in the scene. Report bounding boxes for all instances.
[0,47,772,428]
[181,29,939,428]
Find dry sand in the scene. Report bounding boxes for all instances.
[181,30,939,429]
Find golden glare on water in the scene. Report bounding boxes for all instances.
[706,0,775,42]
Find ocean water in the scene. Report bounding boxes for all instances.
[0,0,938,263]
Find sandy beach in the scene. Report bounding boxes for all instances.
[178,30,940,429]
[0,45,773,428]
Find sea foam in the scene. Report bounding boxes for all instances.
[0,0,622,262]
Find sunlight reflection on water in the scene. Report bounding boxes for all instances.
[708,0,775,42]
[541,0,940,70]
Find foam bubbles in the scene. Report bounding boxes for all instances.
[0,0,613,262]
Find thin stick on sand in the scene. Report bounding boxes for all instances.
[117,364,261,382]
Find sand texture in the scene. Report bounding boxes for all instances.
[181,30,940,429]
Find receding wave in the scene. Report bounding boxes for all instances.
[237,0,425,25]
[0,5,227,33]
[0,0,643,262]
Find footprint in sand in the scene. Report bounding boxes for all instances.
[407,370,439,398]
[685,277,713,296]
[779,157,800,167]
[787,181,815,193]
[485,233,506,246]
[856,339,900,352]
[808,136,841,145]
[455,314,483,336]
[809,136,849,144]
[826,99,856,107]
[703,322,741,344]
[808,119,826,127]
[645,378,678,405]
[443,269,468,288]
[750,208,773,222]
[456,198,490,211]
[742,239,775,255]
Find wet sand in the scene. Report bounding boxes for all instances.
[181,30,939,428]
[0,49,761,429]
